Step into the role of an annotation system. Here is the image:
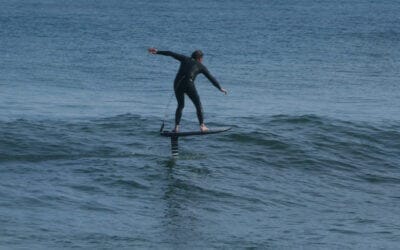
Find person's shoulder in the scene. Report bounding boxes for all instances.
[183,57,196,64]
[198,62,208,71]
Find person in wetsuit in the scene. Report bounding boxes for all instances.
[148,47,227,132]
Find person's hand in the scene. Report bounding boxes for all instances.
[221,88,228,95]
[148,47,158,54]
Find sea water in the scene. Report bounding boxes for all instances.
[1,0,400,248]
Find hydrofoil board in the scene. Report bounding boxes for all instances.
[160,127,231,137]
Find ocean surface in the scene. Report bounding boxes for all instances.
[1,0,400,248]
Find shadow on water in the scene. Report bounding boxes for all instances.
[157,156,210,247]
[163,158,176,168]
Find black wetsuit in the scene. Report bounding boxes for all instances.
[156,51,222,125]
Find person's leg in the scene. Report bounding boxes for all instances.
[186,85,208,132]
[174,89,185,132]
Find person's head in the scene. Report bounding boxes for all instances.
[191,50,203,62]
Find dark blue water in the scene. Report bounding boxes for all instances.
[1,0,400,248]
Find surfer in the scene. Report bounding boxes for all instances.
[148,48,227,133]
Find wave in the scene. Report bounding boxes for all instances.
[223,115,400,172]
[1,114,399,176]
[0,114,156,163]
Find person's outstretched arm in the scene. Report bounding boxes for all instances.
[202,66,228,95]
[148,47,186,62]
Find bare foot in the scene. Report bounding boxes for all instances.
[200,124,209,132]
[173,125,179,133]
